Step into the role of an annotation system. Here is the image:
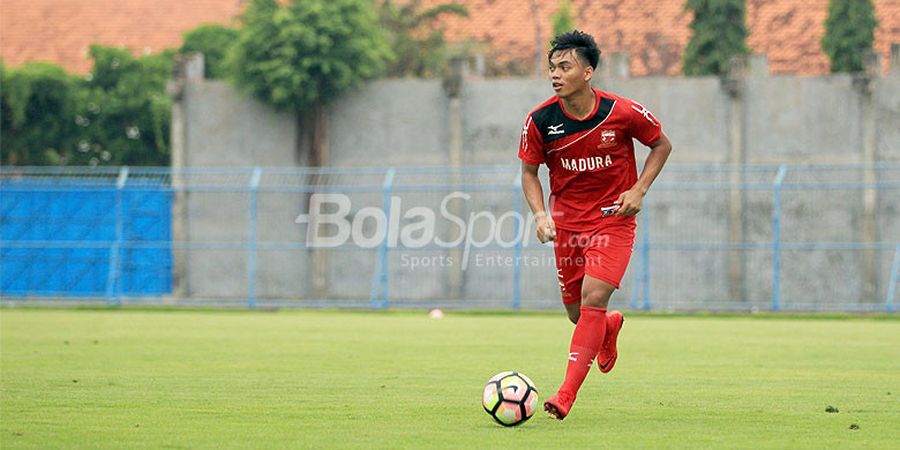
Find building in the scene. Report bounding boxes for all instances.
[1,0,898,75]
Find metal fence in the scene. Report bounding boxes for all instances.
[1,164,898,312]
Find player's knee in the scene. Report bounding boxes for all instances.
[581,286,613,307]
[567,310,580,324]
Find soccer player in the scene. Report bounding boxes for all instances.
[518,30,672,420]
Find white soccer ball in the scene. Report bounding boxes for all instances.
[482,371,539,426]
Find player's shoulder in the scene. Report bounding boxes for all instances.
[526,96,563,126]
[596,89,640,110]
[599,90,657,123]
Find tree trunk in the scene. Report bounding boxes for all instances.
[303,101,330,299]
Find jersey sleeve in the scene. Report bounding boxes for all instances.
[627,99,662,146]
[517,115,545,165]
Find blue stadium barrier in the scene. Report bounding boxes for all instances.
[1,170,172,301]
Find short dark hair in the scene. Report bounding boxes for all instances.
[548,30,601,69]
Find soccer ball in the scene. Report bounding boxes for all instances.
[482,371,539,426]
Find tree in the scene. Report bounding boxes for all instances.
[1,62,80,165]
[822,0,878,73]
[551,0,576,41]
[227,0,392,166]
[682,0,749,76]
[227,0,392,112]
[378,0,468,78]
[1,47,172,167]
[181,24,240,79]
[74,46,174,166]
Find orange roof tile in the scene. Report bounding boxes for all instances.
[1,0,897,76]
[420,0,897,76]
[0,0,244,74]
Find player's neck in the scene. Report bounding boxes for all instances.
[559,87,596,120]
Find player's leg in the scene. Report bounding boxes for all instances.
[555,228,585,323]
[586,218,635,374]
[598,310,624,373]
[545,275,610,420]
[545,230,588,419]
[564,284,622,373]
[564,302,581,324]
[544,233,609,420]
[580,274,615,308]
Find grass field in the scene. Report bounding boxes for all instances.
[1,308,899,449]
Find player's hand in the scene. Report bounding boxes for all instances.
[614,188,645,216]
[536,214,557,243]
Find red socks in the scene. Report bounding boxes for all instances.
[559,306,607,396]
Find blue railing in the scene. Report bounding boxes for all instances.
[1,164,898,311]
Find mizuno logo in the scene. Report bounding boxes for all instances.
[548,123,565,135]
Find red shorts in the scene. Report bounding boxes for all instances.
[554,216,636,305]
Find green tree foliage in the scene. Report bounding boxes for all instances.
[75,46,173,166]
[181,24,240,79]
[0,46,173,166]
[682,0,749,76]
[551,0,576,42]
[378,0,468,78]
[1,62,80,165]
[822,0,878,73]
[227,0,392,112]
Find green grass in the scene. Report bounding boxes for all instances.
[1,309,898,449]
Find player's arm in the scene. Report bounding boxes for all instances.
[518,114,555,242]
[521,163,556,242]
[615,132,672,216]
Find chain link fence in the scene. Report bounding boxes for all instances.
[2,164,898,311]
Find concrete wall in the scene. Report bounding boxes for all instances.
[178,71,899,168]
[183,82,300,167]
[876,77,900,162]
[745,75,862,163]
[328,80,450,167]
[170,61,900,309]
[168,58,308,300]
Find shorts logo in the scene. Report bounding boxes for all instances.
[598,129,617,148]
[548,123,565,135]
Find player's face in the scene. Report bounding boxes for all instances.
[548,50,592,98]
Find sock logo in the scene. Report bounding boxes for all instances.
[568,352,578,362]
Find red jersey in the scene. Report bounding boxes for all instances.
[518,88,662,232]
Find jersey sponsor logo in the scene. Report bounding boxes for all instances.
[560,155,613,172]
[548,123,565,135]
[631,102,658,126]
